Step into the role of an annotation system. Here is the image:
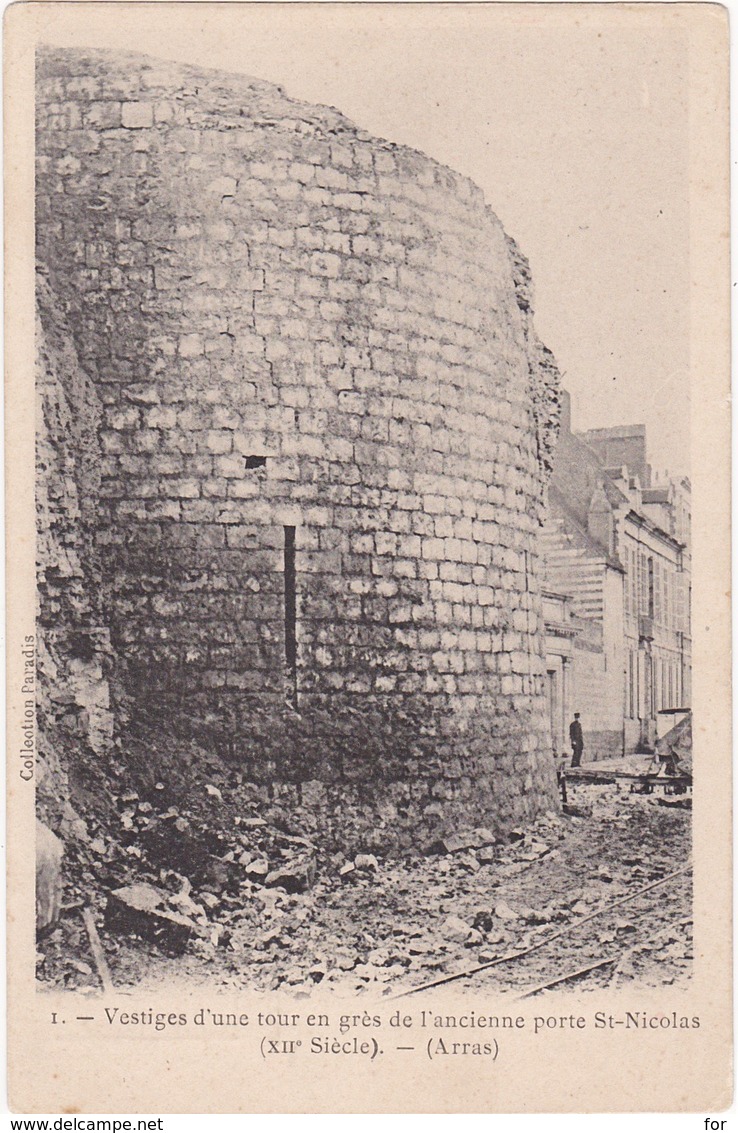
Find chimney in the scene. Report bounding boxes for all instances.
[588,482,614,556]
[559,389,572,435]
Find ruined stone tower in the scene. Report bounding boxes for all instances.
[36,46,561,847]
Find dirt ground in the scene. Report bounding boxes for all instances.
[38,762,692,1000]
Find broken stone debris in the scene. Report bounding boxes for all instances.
[440,915,475,943]
[265,857,316,894]
[518,840,551,862]
[428,828,497,855]
[354,853,379,872]
[36,819,63,935]
[244,859,269,880]
[458,852,481,873]
[36,735,692,997]
[105,882,202,954]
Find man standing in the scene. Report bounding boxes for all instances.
[569,712,584,768]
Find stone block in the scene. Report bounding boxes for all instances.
[179,334,204,358]
[169,478,200,499]
[205,175,238,196]
[310,252,341,279]
[205,430,233,454]
[85,101,122,128]
[107,406,140,429]
[121,101,154,128]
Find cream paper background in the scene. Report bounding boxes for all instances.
[4,1,731,1114]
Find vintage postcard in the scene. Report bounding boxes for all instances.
[5,0,731,1114]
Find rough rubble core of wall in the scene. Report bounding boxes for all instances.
[36,275,115,832]
[36,46,561,848]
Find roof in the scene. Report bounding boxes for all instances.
[546,485,625,572]
[550,429,628,527]
[642,487,671,504]
[550,404,684,553]
[624,508,684,552]
[580,424,646,441]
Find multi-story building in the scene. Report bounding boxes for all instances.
[542,588,608,757]
[542,394,691,759]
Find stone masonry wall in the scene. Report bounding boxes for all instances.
[36,46,561,848]
[36,273,114,830]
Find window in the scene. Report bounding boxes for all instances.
[661,658,667,709]
[676,572,688,633]
[628,548,637,616]
[663,567,670,629]
[647,557,655,619]
[639,552,648,615]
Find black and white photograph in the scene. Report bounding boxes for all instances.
[34,10,695,998]
[7,0,730,1115]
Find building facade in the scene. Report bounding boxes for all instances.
[543,396,690,760]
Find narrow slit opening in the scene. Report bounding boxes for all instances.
[283,525,298,710]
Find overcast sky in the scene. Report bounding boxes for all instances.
[40,3,691,477]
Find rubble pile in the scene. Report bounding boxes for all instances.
[37,732,692,997]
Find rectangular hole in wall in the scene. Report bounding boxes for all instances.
[244,455,267,469]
